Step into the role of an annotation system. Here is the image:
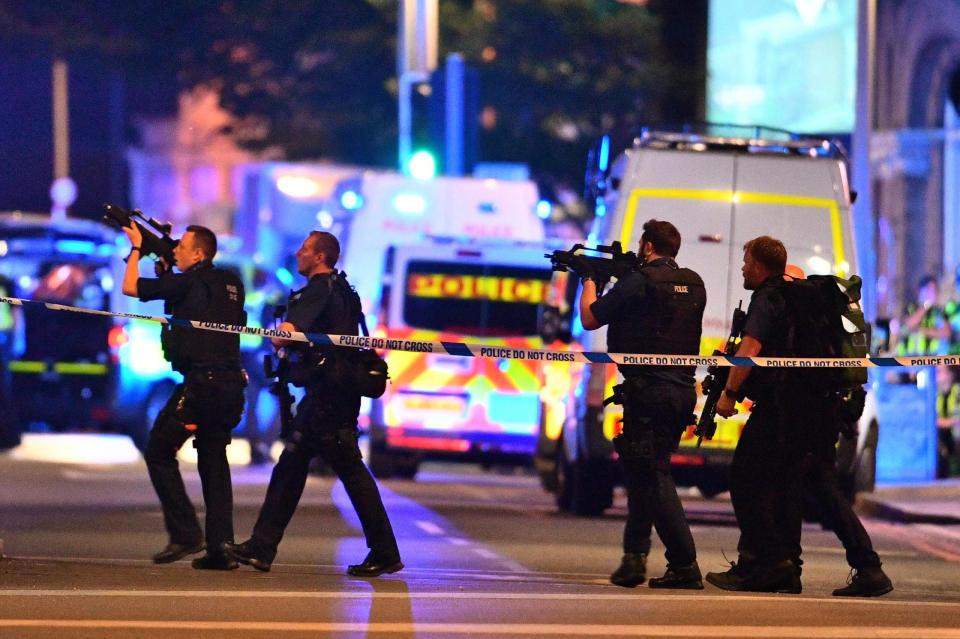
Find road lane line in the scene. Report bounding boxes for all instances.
[0,620,959,636]
[446,537,472,546]
[415,520,445,536]
[2,590,960,608]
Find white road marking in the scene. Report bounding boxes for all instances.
[1,589,959,608]
[415,520,445,536]
[472,548,501,560]
[0,620,959,637]
[446,537,472,546]
[917,524,960,542]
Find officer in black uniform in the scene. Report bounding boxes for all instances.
[575,219,706,589]
[707,235,802,592]
[224,231,402,577]
[122,223,247,570]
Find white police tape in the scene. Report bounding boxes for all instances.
[2,295,957,369]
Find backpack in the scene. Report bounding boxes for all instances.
[331,277,390,399]
[779,274,870,393]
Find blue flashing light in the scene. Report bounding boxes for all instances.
[340,190,363,211]
[535,199,553,220]
[392,192,427,216]
[54,239,98,255]
[408,150,437,180]
[595,201,607,218]
[275,267,295,287]
[598,135,610,172]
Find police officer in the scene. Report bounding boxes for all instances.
[122,223,247,570]
[707,236,805,592]
[575,219,706,589]
[224,231,402,577]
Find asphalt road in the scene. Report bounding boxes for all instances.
[1,455,960,638]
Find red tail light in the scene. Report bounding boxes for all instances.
[108,325,128,350]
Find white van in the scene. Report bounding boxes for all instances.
[536,127,863,515]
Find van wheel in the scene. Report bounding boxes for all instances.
[368,437,419,480]
[696,478,728,499]
[0,412,21,450]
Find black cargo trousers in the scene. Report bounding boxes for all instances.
[797,393,881,571]
[248,388,400,563]
[144,369,247,553]
[616,377,698,566]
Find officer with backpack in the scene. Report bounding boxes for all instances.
[224,231,402,577]
[573,219,707,590]
[780,267,893,596]
[707,236,893,596]
[706,236,806,593]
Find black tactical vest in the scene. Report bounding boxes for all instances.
[630,260,706,381]
[162,265,246,372]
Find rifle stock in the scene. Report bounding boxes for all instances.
[694,304,746,447]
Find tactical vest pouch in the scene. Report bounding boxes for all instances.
[613,431,654,462]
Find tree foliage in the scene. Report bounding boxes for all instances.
[0,0,673,188]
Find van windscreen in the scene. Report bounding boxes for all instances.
[403,260,551,336]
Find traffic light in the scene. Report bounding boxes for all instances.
[428,55,479,176]
[407,150,437,180]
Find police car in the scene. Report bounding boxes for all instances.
[0,212,125,448]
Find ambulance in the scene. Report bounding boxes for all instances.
[324,170,550,477]
[367,241,553,478]
[536,126,862,514]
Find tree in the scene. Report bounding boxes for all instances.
[439,0,671,188]
[1,0,680,190]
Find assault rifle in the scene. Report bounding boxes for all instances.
[545,241,641,290]
[102,203,177,264]
[264,351,296,441]
[695,302,747,447]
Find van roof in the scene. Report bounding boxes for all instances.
[634,128,846,160]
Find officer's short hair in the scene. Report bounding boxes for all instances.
[186,225,217,260]
[640,219,682,257]
[918,274,937,290]
[309,231,341,267]
[743,236,786,274]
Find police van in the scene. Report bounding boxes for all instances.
[536,126,864,514]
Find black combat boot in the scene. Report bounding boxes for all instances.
[151,541,205,564]
[222,539,273,572]
[648,561,704,589]
[610,553,647,588]
[706,559,800,593]
[191,553,239,570]
[832,566,893,597]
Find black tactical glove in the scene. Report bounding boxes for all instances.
[568,255,595,281]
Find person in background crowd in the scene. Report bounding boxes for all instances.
[896,274,951,356]
[936,366,959,479]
